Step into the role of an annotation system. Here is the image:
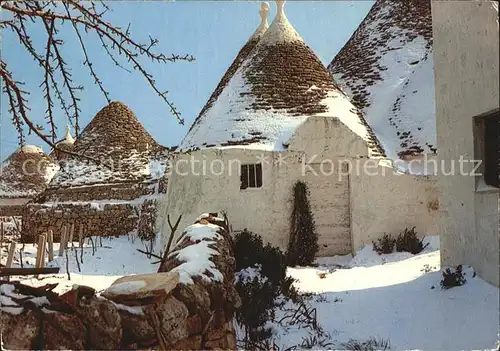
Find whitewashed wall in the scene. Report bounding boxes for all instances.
[160,148,303,251]
[432,1,499,286]
[350,163,439,251]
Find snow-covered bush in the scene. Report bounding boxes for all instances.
[233,229,288,289]
[233,230,298,347]
[372,234,396,254]
[235,265,275,344]
[440,265,467,289]
[395,227,428,254]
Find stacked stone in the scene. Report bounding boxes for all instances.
[329,0,432,110]
[22,202,138,242]
[20,102,171,243]
[1,213,240,350]
[154,214,241,350]
[39,183,154,203]
[0,283,123,350]
[191,37,261,137]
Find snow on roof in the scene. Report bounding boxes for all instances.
[57,125,75,146]
[249,2,270,40]
[181,1,385,157]
[260,0,302,45]
[48,102,170,187]
[0,146,58,198]
[329,0,435,161]
[20,145,43,153]
[168,222,224,285]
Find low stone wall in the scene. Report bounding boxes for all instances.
[1,214,239,350]
[39,181,159,203]
[156,213,240,349]
[21,202,138,242]
[0,204,25,217]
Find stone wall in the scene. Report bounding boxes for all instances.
[1,214,239,350]
[39,181,158,203]
[0,204,25,217]
[22,202,138,242]
[21,179,167,243]
[350,165,439,251]
[161,147,440,258]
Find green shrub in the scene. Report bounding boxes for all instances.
[341,337,391,350]
[233,229,265,271]
[372,234,396,254]
[233,230,298,346]
[395,227,428,254]
[235,270,275,340]
[440,265,467,289]
[287,181,318,266]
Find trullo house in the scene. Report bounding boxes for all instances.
[328,0,436,167]
[0,146,58,218]
[22,101,170,242]
[160,0,439,255]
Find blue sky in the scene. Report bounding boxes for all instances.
[1,1,374,160]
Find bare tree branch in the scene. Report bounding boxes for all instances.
[0,0,194,151]
[1,62,107,165]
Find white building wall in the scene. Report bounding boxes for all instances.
[160,148,304,251]
[432,1,499,286]
[350,165,439,251]
[161,117,440,258]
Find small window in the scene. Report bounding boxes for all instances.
[240,164,263,189]
[475,110,499,188]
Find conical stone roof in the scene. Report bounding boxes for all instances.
[0,146,58,198]
[328,0,435,161]
[187,3,270,137]
[181,1,385,156]
[49,101,169,187]
[73,101,158,159]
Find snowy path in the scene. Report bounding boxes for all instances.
[280,238,499,350]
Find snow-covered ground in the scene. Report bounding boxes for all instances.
[1,235,498,350]
[273,237,499,350]
[0,235,158,294]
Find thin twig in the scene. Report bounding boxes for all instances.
[74,248,80,272]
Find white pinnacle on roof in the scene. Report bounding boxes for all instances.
[261,0,302,45]
[250,2,270,40]
[58,124,75,145]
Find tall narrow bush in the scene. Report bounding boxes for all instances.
[287,181,318,266]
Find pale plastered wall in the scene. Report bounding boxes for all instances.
[350,163,439,251]
[0,198,29,207]
[432,0,499,286]
[160,148,304,251]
